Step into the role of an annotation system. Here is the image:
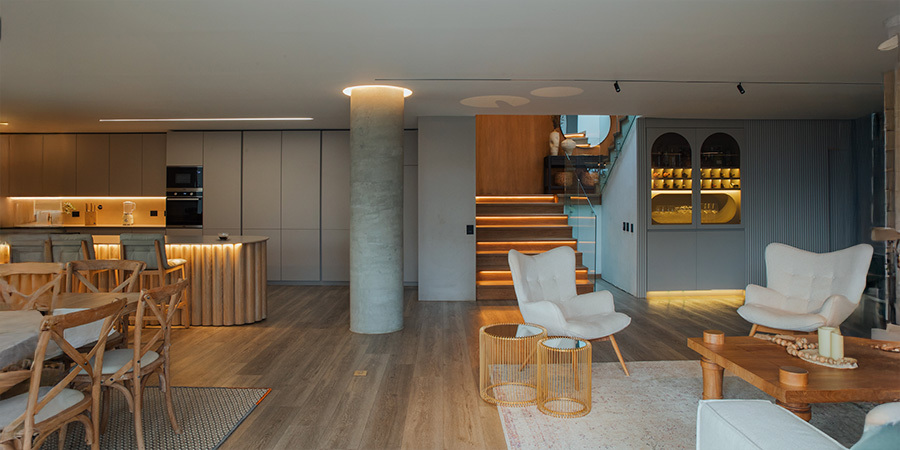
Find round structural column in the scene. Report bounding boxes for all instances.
[345,85,409,334]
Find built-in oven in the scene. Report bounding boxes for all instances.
[166,166,203,190]
[166,190,203,228]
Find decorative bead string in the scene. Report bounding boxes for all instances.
[756,334,857,366]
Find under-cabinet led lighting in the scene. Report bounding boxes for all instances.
[342,85,413,97]
[99,118,313,122]
[11,197,167,200]
[0,122,8,126]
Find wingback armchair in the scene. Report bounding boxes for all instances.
[508,246,632,375]
[737,242,873,335]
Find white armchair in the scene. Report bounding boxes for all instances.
[508,246,632,375]
[737,243,873,335]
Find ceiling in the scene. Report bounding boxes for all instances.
[1,0,898,133]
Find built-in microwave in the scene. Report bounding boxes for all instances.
[166,166,203,190]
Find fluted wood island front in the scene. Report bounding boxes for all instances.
[93,235,268,326]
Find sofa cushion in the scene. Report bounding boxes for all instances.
[697,400,844,450]
[850,421,900,450]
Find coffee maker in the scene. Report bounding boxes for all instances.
[123,201,136,226]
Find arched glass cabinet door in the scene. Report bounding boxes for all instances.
[699,132,741,224]
[650,132,692,225]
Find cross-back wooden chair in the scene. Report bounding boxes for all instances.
[77,278,189,450]
[0,263,64,312]
[65,260,145,294]
[0,298,126,450]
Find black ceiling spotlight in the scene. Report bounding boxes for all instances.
[737,82,745,94]
[614,81,621,93]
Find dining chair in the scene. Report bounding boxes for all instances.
[79,278,190,450]
[65,260,145,294]
[5,234,51,263]
[508,246,632,376]
[0,298,126,450]
[0,262,64,312]
[48,234,96,264]
[119,234,189,327]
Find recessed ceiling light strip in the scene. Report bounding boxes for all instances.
[99,117,313,122]
[375,78,881,86]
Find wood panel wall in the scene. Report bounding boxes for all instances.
[476,115,554,195]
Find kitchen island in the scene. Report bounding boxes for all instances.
[89,235,268,326]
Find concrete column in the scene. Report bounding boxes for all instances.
[346,86,407,334]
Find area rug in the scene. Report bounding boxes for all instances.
[40,386,270,450]
[498,360,873,450]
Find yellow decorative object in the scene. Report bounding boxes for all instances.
[479,323,547,406]
[537,337,592,418]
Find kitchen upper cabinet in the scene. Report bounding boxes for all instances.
[41,135,76,196]
[141,134,167,196]
[203,132,242,229]
[8,135,43,196]
[242,131,282,229]
[281,131,320,230]
[321,131,350,230]
[109,134,143,196]
[76,134,110,196]
[0,135,9,196]
[166,132,203,166]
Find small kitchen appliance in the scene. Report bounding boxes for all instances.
[123,201,136,226]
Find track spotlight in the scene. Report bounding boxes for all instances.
[614,81,620,93]
[737,82,745,94]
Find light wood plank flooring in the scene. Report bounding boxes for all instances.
[167,281,879,449]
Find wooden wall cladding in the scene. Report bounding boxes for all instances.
[476,115,555,195]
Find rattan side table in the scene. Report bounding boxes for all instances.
[479,323,547,406]
[537,337,592,418]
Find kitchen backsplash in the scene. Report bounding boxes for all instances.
[9,197,166,227]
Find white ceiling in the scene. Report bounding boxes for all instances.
[0,0,898,133]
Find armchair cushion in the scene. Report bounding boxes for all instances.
[565,312,631,340]
[697,400,844,450]
[737,304,826,332]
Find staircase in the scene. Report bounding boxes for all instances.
[475,195,594,301]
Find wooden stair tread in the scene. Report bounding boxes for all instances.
[476,280,593,286]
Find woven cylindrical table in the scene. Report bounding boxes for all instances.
[537,337,592,418]
[479,323,547,406]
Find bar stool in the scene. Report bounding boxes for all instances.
[49,233,95,263]
[6,234,51,263]
[119,233,190,326]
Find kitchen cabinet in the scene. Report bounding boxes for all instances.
[244,228,281,281]
[281,131,320,230]
[42,135,77,196]
[141,134,167,196]
[281,229,320,281]
[202,132,242,230]
[76,134,110,196]
[321,229,350,282]
[321,131,350,230]
[109,134,143,196]
[242,132,282,229]
[0,135,8,196]
[8,135,43,196]
[166,132,203,166]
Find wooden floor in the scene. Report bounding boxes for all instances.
[167,281,880,449]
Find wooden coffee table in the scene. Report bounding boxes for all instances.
[687,331,900,421]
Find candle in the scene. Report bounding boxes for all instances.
[831,333,844,359]
[818,327,837,357]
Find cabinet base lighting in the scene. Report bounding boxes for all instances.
[99,117,313,122]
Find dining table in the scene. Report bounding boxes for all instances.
[0,292,140,372]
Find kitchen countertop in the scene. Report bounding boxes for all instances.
[8,223,165,228]
[92,235,269,245]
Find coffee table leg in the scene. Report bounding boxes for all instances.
[776,401,812,421]
[699,357,724,399]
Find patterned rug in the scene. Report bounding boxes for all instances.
[40,386,270,449]
[498,360,872,449]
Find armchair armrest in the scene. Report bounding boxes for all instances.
[519,300,568,336]
[813,294,857,328]
[743,284,789,309]
[560,290,616,318]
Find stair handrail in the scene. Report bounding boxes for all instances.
[597,115,637,194]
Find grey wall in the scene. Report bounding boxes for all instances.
[418,116,476,301]
[600,123,639,295]
[745,120,855,285]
